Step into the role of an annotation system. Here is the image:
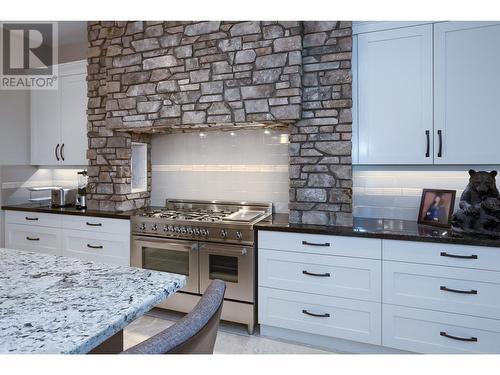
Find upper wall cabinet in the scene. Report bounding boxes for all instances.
[31,60,88,166]
[433,22,500,164]
[356,25,433,164]
[354,21,500,165]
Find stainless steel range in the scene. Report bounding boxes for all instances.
[131,199,272,334]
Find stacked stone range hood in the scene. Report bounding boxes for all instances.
[87,21,353,226]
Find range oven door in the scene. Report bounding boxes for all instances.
[131,236,199,294]
[199,242,254,303]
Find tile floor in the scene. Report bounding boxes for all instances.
[124,308,332,354]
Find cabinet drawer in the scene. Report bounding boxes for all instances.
[61,215,130,235]
[383,304,500,353]
[383,239,500,271]
[62,229,130,266]
[258,287,381,345]
[259,231,381,259]
[5,210,61,228]
[383,261,500,319]
[5,223,61,256]
[259,249,381,302]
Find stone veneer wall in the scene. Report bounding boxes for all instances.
[87,21,352,225]
[288,22,353,226]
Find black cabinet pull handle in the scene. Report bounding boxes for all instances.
[302,270,331,277]
[302,309,330,318]
[26,236,40,241]
[55,144,60,161]
[86,222,102,227]
[25,216,39,221]
[437,130,443,157]
[440,252,478,260]
[425,130,430,157]
[87,244,103,249]
[302,240,330,247]
[60,144,65,161]
[440,286,477,295]
[440,331,477,342]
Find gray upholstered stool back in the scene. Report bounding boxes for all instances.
[123,279,226,354]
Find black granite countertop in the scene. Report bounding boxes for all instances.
[255,214,500,248]
[1,203,135,220]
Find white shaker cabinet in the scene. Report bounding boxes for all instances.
[433,22,500,164]
[4,210,130,266]
[31,60,88,166]
[356,25,433,164]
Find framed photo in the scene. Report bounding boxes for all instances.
[418,189,456,228]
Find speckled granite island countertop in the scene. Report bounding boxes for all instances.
[256,214,500,248]
[0,249,186,354]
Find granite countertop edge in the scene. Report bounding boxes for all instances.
[72,278,184,354]
[1,204,135,220]
[255,214,500,248]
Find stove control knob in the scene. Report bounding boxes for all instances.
[174,226,180,233]
[163,225,169,232]
[139,223,146,231]
[220,229,227,239]
[236,231,243,240]
[205,229,210,237]
[187,227,193,235]
[181,227,187,234]
[194,228,200,236]
[151,224,158,231]
[201,229,207,236]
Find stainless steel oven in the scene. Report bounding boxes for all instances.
[199,242,254,303]
[131,236,199,294]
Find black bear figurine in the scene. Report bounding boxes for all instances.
[451,170,500,238]
[452,197,500,238]
[459,169,499,215]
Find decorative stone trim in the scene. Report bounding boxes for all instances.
[288,21,353,226]
[87,21,353,226]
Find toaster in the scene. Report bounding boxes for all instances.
[51,188,77,207]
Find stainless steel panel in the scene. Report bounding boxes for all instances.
[199,242,254,303]
[131,236,199,294]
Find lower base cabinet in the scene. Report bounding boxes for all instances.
[62,229,130,266]
[383,304,500,354]
[259,287,381,345]
[5,223,61,256]
[258,230,500,354]
[4,210,130,266]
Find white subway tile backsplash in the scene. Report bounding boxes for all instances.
[353,165,500,221]
[151,129,290,213]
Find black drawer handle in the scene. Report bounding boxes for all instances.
[87,244,103,249]
[302,270,331,277]
[440,286,477,295]
[86,222,102,227]
[425,130,430,157]
[26,236,40,241]
[440,331,477,342]
[440,252,478,260]
[302,309,330,318]
[55,144,60,161]
[302,241,330,247]
[25,217,39,221]
[437,129,443,157]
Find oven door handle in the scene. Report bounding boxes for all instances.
[199,243,251,256]
[133,236,198,252]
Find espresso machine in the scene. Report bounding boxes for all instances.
[76,170,88,209]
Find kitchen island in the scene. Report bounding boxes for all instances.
[0,248,185,354]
